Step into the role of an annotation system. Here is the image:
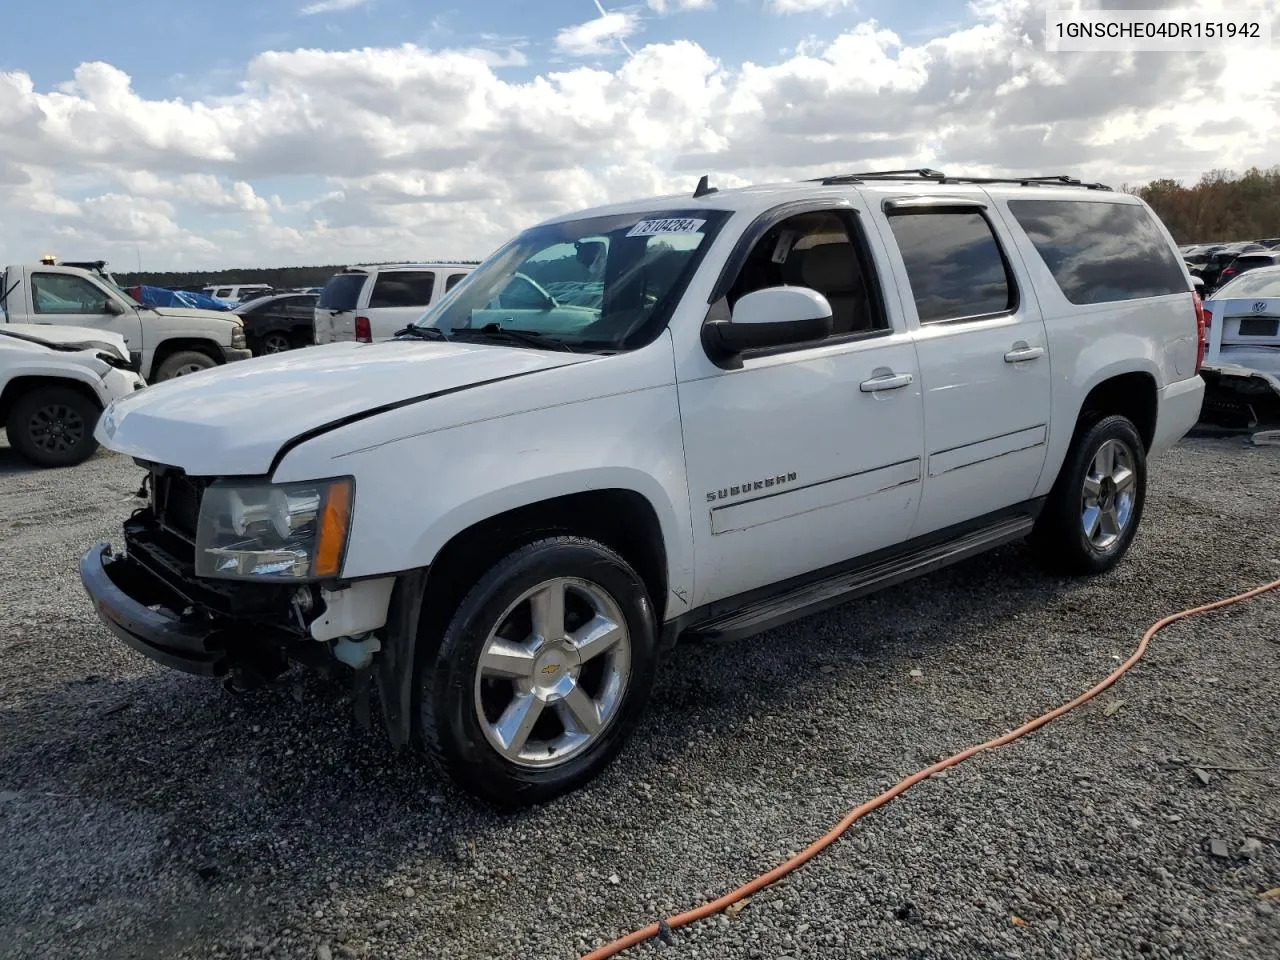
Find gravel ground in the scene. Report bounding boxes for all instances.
[1,434,1278,960]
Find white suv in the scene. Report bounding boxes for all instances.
[79,171,1205,807]
[313,263,474,344]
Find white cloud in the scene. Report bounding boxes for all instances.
[648,0,715,11]
[554,12,640,57]
[0,0,1277,269]
[768,0,853,14]
[299,0,373,15]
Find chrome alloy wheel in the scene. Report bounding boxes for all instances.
[474,577,631,768]
[1080,437,1137,551]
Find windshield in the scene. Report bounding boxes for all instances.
[412,209,730,350]
[318,272,368,311]
[1211,267,1280,300]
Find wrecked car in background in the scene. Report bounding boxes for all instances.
[1199,265,1280,428]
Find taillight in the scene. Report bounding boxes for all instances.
[1192,291,1208,374]
[1220,267,1236,281]
[354,316,372,342]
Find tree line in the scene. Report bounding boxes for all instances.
[113,261,482,291]
[1125,165,1280,244]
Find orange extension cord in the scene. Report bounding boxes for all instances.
[581,576,1280,960]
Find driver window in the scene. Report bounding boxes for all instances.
[31,273,109,314]
[725,211,885,337]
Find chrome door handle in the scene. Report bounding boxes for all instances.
[1005,345,1045,363]
[859,372,914,393]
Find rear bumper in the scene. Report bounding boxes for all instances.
[1151,375,1206,457]
[79,542,229,676]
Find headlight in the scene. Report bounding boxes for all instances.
[194,477,353,581]
[230,324,247,348]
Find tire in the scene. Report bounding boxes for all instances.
[260,331,292,355]
[5,386,102,468]
[155,350,217,381]
[1031,414,1147,576]
[418,537,658,808]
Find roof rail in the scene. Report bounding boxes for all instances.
[811,169,1113,191]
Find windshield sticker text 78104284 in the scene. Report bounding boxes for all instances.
[626,218,707,238]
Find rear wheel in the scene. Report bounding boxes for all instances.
[417,537,658,807]
[155,350,217,381]
[260,332,292,355]
[1031,414,1147,575]
[6,386,101,468]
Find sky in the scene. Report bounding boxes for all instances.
[0,0,1277,270]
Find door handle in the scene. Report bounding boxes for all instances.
[1004,344,1045,363]
[859,372,914,393]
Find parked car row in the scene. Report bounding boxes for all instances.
[1180,238,1280,295]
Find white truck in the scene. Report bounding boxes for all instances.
[79,170,1205,807]
[1,263,251,382]
[1,324,145,467]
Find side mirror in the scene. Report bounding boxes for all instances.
[103,299,126,315]
[702,287,833,361]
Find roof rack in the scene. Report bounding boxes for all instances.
[810,169,1113,191]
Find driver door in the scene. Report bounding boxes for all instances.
[27,270,144,359]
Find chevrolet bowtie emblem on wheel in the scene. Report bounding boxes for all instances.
[541,663,560,675]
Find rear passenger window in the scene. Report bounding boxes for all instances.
[369,271,435,308]
[445,272,466,292]
[1006,199,1188,305]
[886,210,1014,324]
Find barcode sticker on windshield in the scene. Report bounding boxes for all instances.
[626,218,707,238]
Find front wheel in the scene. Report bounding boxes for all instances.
[5,386,101,468]
[155,350,217,381]
[418,537,658,808]
[1031,414,1147,575]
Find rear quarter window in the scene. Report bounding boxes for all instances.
[369,271,436,309]
[318,273,368,311]
[1005,199,1188,305]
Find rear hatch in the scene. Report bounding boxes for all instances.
[314,270,369,344]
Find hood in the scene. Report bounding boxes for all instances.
[96,339,593,475]
[148,305,241,325]
[0,322,130,358]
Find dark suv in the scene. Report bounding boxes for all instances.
[233,292,319,355]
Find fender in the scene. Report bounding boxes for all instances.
[1034,349,1162,498]
[0,358,112,407]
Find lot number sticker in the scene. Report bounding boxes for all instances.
[626,218,707,238]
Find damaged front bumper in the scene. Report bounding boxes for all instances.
[80,542,233,677]
[78,536,316,684]
[79,498,401,696]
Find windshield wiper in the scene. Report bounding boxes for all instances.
[394,325,450,342]
[454,323,577,353]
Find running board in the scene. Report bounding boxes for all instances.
[683,515,1036,643]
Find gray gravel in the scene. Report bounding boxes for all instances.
[1,433,1278,960]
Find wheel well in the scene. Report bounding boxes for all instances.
[0,376,102,426]
[148,339,222,380]
[1077,372,1158,451]
[421,490,669,639]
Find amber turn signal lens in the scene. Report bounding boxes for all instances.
[313,478,353,578]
